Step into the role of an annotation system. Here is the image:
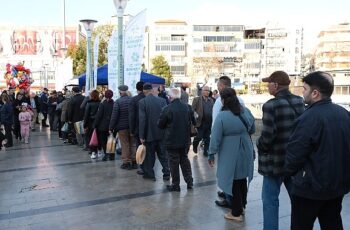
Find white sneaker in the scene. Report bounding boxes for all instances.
[91,152,97,159]
[97,151,104,158]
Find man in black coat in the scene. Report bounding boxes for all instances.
[67,87,85,146]
[139,83,170,181]
[129,81,145,173]
[39,88,49,127]
[285,71,350,229]
[158,88,194,191]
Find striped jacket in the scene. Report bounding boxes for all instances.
[257,89,304,176]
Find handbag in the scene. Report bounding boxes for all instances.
[89,129,99,147]
[61,122,69,132]
[106,133,116,154]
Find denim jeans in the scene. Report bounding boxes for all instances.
[262,175,291,230]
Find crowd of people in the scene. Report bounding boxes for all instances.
[1,70,349,229]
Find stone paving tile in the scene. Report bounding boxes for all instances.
[0,128,349,230]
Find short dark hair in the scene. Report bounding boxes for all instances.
[90,90,100,101]
[302,71,334,98]
[219,76,231,87]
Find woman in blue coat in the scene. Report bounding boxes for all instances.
[208,88,255,222]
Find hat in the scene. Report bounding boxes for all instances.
[136,81,145,91]
[143,83,152,90]
[262,71,291,86]
[21,102,28,107]
[118,85,128,92]
[136,144,146,164]
[72,86,81,93]
[43,88,49,91]
[104,90,113,99]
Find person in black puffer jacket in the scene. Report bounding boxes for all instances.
[94,90,114,161]
[83,90,101,159]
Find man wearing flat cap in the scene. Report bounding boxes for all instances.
[257,71,305,230]
[109,85,135,169]
[129,81,146,174]
[138,83,170,181]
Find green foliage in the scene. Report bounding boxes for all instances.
[67,24,116,76]
[150,55,172,86]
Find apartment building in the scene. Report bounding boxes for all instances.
[314,22,350,94]
[188,24,245,88]
[146,20,189,84]
[264,25,303,77]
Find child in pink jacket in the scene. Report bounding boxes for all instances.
[19,104,32,144]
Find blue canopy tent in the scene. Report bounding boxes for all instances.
[77,64,165,86]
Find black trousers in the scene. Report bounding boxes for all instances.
[231,178,248,216]
[97,130,109,153]
[4,124,13,147]
[192,122,211,155]
[291,195,344,230]
[143,141,170,178]
[167,148,193,186]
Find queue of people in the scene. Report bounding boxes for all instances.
[1,70,349,229]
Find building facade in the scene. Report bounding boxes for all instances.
[314,22,350,95]
[0,25,81,91]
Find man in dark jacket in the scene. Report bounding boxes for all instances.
[285,71,350,230]
[139,83,170,181]
[29,92,40,131]
[109,85,135,169]
[256,71,305,230]
[39,88,49,127]
[191,85,214,156]
[158,88,193,191]
[48,91,58,131]
[129,81,145,173]
[67,87,85,146]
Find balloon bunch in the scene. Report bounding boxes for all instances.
[3,62,34,91]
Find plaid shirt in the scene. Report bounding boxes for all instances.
[257,89,304,176]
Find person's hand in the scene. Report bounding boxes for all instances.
[208,159,215,167]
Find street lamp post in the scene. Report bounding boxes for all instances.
[113,0,128,86]
[80,19,97,94]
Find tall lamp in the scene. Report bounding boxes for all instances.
[113,0,128,85]
[80,19,97,94]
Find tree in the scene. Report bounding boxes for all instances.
[150,55,172,86]
[67,24,115,76]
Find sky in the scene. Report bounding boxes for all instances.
[1,0,349,52]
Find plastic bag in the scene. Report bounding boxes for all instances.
[38,112,44,121]
[106,133,116,154]
[89,129,98,147]
[61,122,69,132]
[74,121,84,134]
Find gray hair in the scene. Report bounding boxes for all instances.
[168,88,181,99]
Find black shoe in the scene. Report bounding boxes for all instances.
[215,200,230,208]
[109,154,115,160]
[102,154,109,161]
[163,175,170,181]
[127,163,133,170]
[187,184,193,190]
[137,170,144,175]
[143,175,156,181]
[120,163,129,170]
[132,162,138,169]
[83,147,90,151]
[167,185,180,192]
[217,191,225,199]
